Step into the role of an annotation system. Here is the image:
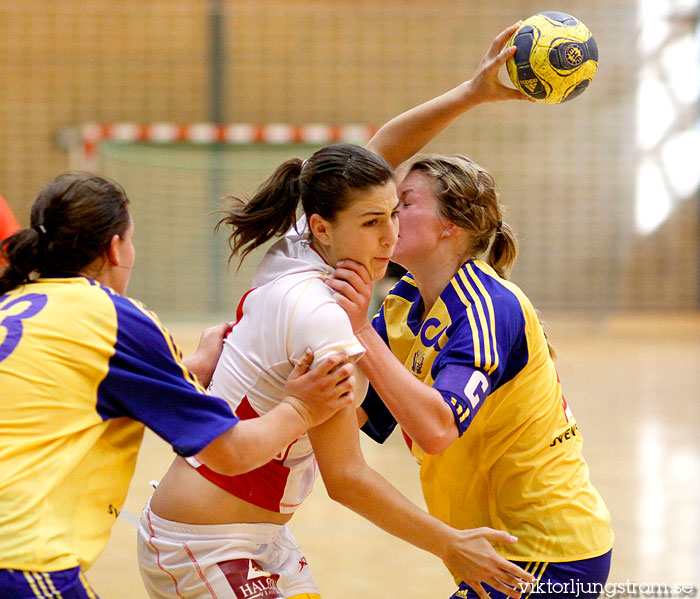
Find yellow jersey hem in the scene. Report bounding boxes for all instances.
[0,559,80,572]
[499,541,614,564]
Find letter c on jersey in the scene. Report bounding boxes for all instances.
[420,317,447,351]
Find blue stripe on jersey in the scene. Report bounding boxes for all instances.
[467,263,500,373]
[96,290,238,457]
[445,263,529,394]
[361,262,531,443]
[452,550,612,598]
[363,304,399,443]
[371,304,390,345]
[452,268,491,371]
[383,274,424,336]
[0,566,100,599]
[386,273,417,300]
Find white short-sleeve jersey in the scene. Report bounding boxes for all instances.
[187,222,367,513]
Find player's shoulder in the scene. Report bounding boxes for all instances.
[438,261,533,354]
[448,261,526,316]
[266,270,336,309]
[19,277,117,318]
[387,273,419,299]
[383,273,420,314]
[248,271,348,335]
[97,282,158,323]
[88,282,178,347]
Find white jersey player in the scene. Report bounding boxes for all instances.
[139,220,366,599]
[187,220,368,514]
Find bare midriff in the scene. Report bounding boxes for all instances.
[149,456,293,525]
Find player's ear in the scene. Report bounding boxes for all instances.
[105,233,124,266]
[309,214,332,246]
[440,221,458,239]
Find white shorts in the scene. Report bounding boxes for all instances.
[137,500,319,599]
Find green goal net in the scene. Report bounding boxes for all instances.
[96,141,324,320]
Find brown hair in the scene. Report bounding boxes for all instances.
[406,154,517,279]
[406,155,558,358]
[217,143,394,264]
[0,172,130,294]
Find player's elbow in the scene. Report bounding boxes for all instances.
[195,427,255,476]
[413,425,458,455]
[321,465,367,506]
[195,451,249,477]
[324,480,353,505]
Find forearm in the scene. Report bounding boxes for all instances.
[182,354,211,387]
[367,80,482,170]
[367,24,527,172]
[183,321,233,387]
[324,455,456,559]
[309,405,533,593]
[195,401,306,476]
[355,325,457,453]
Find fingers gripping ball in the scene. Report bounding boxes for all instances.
[506,11,599,104]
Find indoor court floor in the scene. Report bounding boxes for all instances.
[88,312,700,598]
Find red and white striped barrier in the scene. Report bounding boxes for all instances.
[66,122,377,170]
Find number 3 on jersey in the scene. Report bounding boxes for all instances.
[0,293,48,363]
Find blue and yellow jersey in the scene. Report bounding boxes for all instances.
[0,277,238,572]
[361,260,613,568]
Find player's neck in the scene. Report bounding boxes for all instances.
[309,237,335,268]
[410,256,465,320]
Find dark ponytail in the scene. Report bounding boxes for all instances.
[218,143,393,265]
[0,172,130,295]
[0,229,42,295]
[217,158,303,264]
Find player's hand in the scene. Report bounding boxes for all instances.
[441,527,535,599]
[466,22,535,104]
[283,350,355,428]
[326,259,374,335]
[184,321,234,387]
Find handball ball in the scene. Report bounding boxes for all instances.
[506,11,599,104]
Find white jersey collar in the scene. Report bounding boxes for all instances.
[252,216,333,287]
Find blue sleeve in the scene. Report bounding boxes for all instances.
[433,362,491,437]
[96,293,239,457]
[430,313,496,437]
[360,382,397,443]
[430,314,528,436]
[360,305,398,443]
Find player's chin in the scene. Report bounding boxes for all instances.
[371,259,391,281]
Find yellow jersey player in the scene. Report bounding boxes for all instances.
[328,35,613,595]
[0,172,354,599]
[330,156,613,598]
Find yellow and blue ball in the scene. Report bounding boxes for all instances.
[506,11,599,104]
